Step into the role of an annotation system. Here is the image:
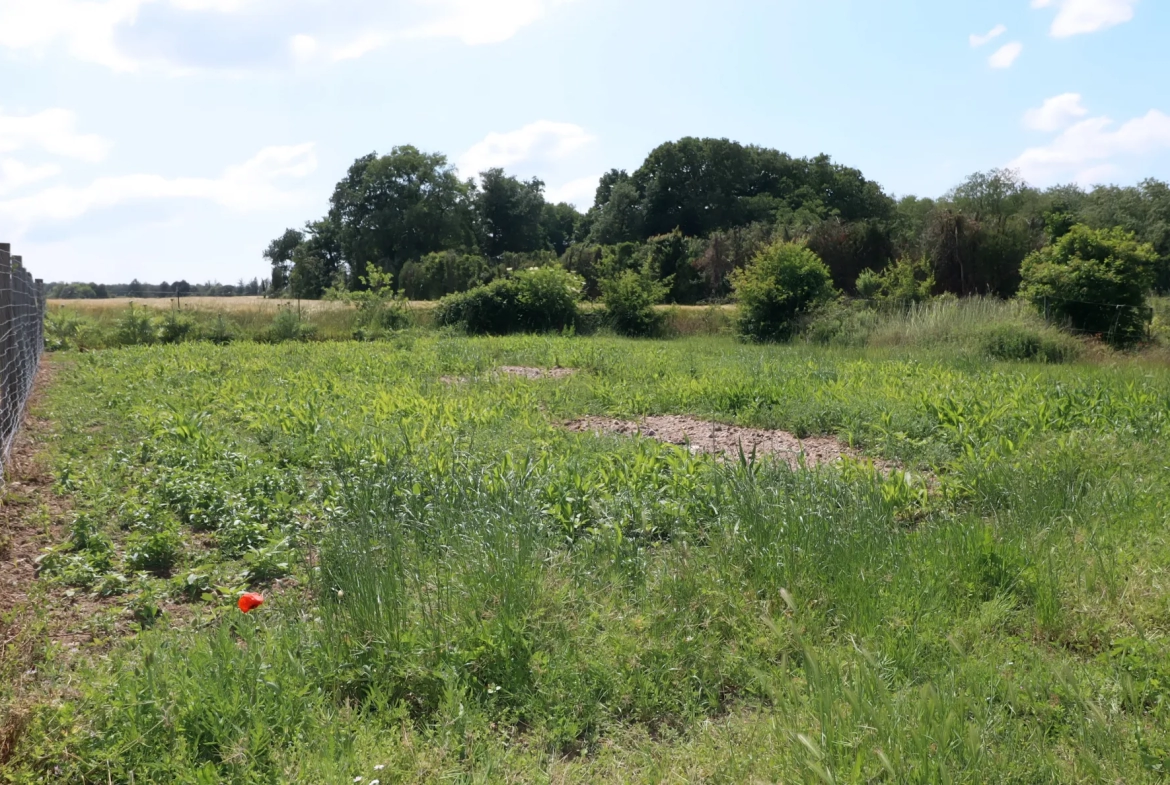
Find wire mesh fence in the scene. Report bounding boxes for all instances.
[0,242,46,473]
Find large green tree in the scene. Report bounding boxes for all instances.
[474,168,547,257]
[328,147,475,284]
[263,228,304,293]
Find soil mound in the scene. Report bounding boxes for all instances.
[499,366,576,379]
[565,415,889,470]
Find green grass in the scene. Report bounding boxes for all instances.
[6,334,1170,782]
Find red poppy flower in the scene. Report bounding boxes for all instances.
[238,592,265,613]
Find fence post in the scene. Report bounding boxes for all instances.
[0,245,14,464]
[36,279,44,354]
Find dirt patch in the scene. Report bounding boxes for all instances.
[499,366,576,380]
[566,415,892,471]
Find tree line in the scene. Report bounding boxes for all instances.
[263,137,1170,303]
[47,278,269,299]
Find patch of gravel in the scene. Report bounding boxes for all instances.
[499,366,576,379]
[565,414,892,470]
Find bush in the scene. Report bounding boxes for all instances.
[857,258,934,305]
[1020,224,1157,347]
[601,270,667,337]
[399,251,494,300]
[263,306,314,343]
[156,310,194,344]
[435,266,583,335]
[124,527,184,576]
[732,241,837,341]
[201,314,234,345]
[980,325,1077,363]
[115,304,155,346]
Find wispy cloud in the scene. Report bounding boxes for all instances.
[458,121,596,177]
[1031,0,1138,37]
[0,160,62,197]
[988,41,1023,69]
[1023,93,1089,131]
[0,144,316,231]
[1010,104,1170,185]
[0,0,583,71]
[969,24,1007,47]
[0,108,112,162]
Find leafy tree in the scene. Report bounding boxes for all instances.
[328,147,474,284]
[805,219,895,293]
[588,180,643,244]
[541,202,582,256]
[475,168,547,256]
[1020,224,1157,346]
[732,241,836,341]
[264,228,304,293]
[643,229,704,304]
[1078,179,1170,292]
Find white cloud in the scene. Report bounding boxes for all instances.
[1024,93,1089,131]
[1009,108,1170,184]
[0,109,112,163]
[969,24,1007,47]
[1031,0,1138,37]
[289,33,319,61]
[0,160,63,197]
[545,174,600,209]
[458,121,596,177]
[0,0,581,71]
[988,41,1023,68]
[0,143,316,230]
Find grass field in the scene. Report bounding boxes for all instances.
[3,329,1170,782]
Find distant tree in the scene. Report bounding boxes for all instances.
[127,279,144,298]
[264,228,304,293]
[541,202,582,256]
[805,219,895,293]
[1078,179,1170,292]
[588,180,643,244]
[329,147,474,285]
[474,168,547,256]
[1020,224,1157,346]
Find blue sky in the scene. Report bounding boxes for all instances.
[1,0,1168,284]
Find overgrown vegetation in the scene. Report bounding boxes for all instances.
[5,331,1170,781]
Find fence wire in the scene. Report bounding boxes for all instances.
[0,243,46,473]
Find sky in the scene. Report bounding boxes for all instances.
[1,0,1169,284]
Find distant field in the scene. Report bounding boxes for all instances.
[49,296,371,312]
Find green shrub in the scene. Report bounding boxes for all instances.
[399,251,494,300]
[1020,224,1157,347]
[799,300,882,347]
[115,304,155,346]
[436,266,583,335]
[263,306,314,343]
[124,527,184,576]
[860,257,934,304]
[201,314,234,345]
[156,310,194,344]
[980,325,1077,363]
[732,241,837,341]
[601,270,666,337]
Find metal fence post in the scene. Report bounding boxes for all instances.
[0,245,14,467]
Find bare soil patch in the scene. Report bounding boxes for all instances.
[499,366,577,379]
[566,415,892,471]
